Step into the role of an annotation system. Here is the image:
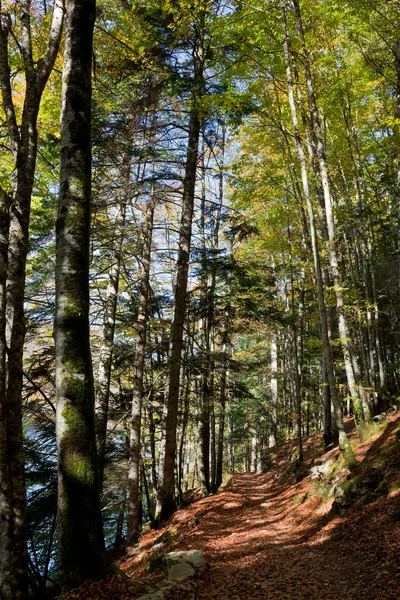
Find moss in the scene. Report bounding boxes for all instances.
[356,419,386,442]
[60,402,96,485]
[353,398,363,424]
[388,480,400,493]
[339,434,358,472]
[58,398,107,592]
[341,474,365,496]
[325,455,345,479]
[376,480,389,494]
[292,494,303,505]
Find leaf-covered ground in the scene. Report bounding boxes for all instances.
[66,414,400,600]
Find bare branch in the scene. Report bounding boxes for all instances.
[37,0,64,93]
[19,0,35,87]
[0,13,20,153]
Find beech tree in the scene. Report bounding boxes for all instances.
[55,0,107,592]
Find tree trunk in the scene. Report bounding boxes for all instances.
[127,199,154,544]
[155,60,203,522]
[55,0,107,592]
[95,153,129,488]
[178,373,191,504]
[269,333,278,448]
[197,360,211,496]
[114,492,126,548]
[148,403,158,492]
[215,311,229,490]
[0,196,13,598]
[280,0,357,468]
[0,3,64,596]
[292,0,370,423]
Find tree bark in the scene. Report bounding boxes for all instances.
[155,43,204,521]
[280,0,357,468]
[95,150,130,488]
[0,194,12,598]
[127,199,154,544]
[55,0,107,592]
[292,0,370,423]
[214,299,229,490]
[0,3,64,596]
[269,333,278,448]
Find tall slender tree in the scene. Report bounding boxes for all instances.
[0,2,64,596]
[279,0,356,468]
[155,5,208,522]
[127,197,155,544]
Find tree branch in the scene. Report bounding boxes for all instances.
[0,12,20,153]
[37,0,64,93]
[19,0,35,87]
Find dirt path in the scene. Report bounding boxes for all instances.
[182,473,350,600]
[118,418,400,600]
[149,471,399,600]
[67,419,400,600]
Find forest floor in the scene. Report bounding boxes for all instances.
[66,413,400,600]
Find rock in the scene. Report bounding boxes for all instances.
[159,579,173,590]
[331,484,352,512]
[328,483,339,498]
[309,457,335,480]
[166,550,205,572]
[334,485,345,499]
[152,542,165,552]
[373,414,386,422]
[309,466,321,480]
[167,560,195,582]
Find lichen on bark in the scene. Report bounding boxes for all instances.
[55,0,107,592]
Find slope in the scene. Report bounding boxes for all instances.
[66,412,400,600]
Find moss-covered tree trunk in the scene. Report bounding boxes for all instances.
[55,0,107,592]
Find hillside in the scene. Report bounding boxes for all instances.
[65,411,400,600]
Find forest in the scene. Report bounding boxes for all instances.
[0,0,399,598]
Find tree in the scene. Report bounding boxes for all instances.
[0,1,64,596]
[155,1,209,522]
[55,0,107,592]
